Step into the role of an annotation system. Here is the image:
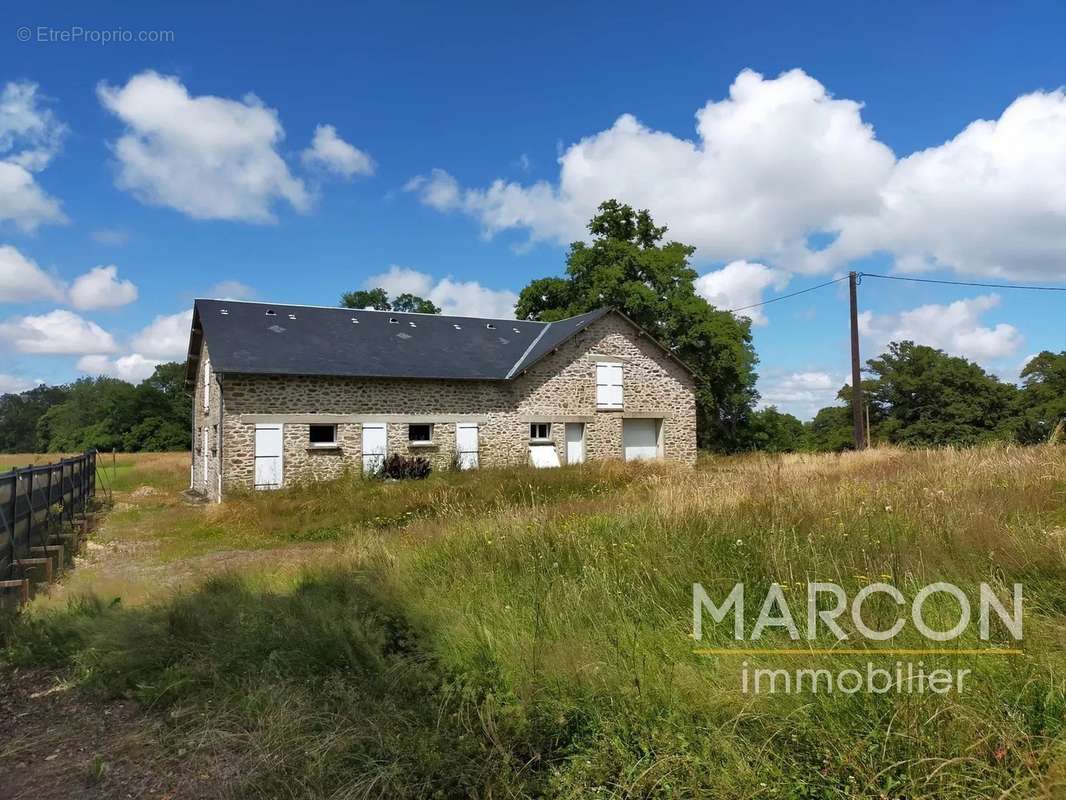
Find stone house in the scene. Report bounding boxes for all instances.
[185,299,697,500]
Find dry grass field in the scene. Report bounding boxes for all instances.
[2,446,1065,799]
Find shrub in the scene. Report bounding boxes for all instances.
[377,453,432,480]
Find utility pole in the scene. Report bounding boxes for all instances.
[849,271,866,450]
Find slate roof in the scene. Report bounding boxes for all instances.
[184,299,616,384]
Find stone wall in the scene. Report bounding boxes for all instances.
[190,342,222,500]
[201,311,697,495]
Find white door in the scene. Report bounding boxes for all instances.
[456,423,479,470]
[362,423,387,474]
[623,419,660,461]
[254,423,283,489]
[566,423,585,465]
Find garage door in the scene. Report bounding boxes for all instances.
[254,423,283,489]
[623,419,659,461]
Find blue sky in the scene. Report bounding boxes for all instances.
[2,1,1065,417]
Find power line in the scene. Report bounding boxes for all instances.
[726,276,848,313]
[858,272,1066,292]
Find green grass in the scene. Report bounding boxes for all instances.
[3,447,1066,798]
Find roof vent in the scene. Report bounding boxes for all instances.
[351,317,359,324]
[389,317,399,324]
[453,324,461,330]
[513,327,521,334]
[265,309,276,316]
[288,313,296,320]
[220,309,229,315]
[486,323,496,330]
[408,321,416,327]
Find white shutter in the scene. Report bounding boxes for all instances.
[596,362,624,409]
[203,355,211,411]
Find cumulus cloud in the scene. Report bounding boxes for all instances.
[130,309,193,359]
[0,309,118,354]
[820,89,1066,279]
[302,124,373,178]
[758,370,842,420]
[97,71,310,223]
[0,244,65,303]
[410,68,1066,282]
[366,265,518,318]
[0,372,40,394]
[859,294,1023,364]
[76,353,161,382]
[0,80,68,231]
[68,265,138,310]
[206,280,256,300]
[407,69,894,262]
[694,260,790,325]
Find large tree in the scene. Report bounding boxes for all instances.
[1016,350,1066,444]
[744,406,809,453]
[515,200,758,450]
[340,288,441,314]
[865,341,1017,446]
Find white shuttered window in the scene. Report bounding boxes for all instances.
[596,362,623,409]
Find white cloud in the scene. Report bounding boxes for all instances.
[130,309,193,358]
[0,81,68,231]
[206,280,256,300]
[0,244,65,303]
[97,71,310,223]
[301,124,373,178]
[0,373,40,394]
[68,265,138,310]
[758,370,842,420]
[76,353,161,382]
[859,294,1023,364]
[366,265,518,318]
[820,89,1066,279]
[0,309,118,354]
[407,69,894,263]
[694,260,790,325]
[91,227,130,246]
[409,69,1066,283]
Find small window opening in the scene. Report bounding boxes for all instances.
[408,423,433,443]
[265,309,276,316]
[486,323,496,330]
[389,317,399,324]
[309,424,338,447]
[530,422,551,441]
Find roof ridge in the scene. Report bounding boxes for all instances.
[194,297,556,325]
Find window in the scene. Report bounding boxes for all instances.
[202,355,211,412]
[409,423,433,444]
[596,362,624,409]
[530,422,551,441]
[309,424,337,447]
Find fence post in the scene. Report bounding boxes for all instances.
[26,465,35,549]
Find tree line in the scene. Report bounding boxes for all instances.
[2,200,1060,456]
[0,362,190,454]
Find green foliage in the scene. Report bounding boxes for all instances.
[0,362,191,453]
[340,288,441,314]
[807,405,855,452]
[1016,350,1066,444]
[515,200,758,451]
[866,341,1018,446]
[743,406,808,452]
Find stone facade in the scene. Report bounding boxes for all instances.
[191,312,696,500]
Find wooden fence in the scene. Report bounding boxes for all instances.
[0,452,96,583]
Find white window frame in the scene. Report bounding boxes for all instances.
[408,423,434,446]
[530,422,551,442]
[308,423,338,448]
[596,361,624,410]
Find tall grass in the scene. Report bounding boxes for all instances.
[3,446,1066,798]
